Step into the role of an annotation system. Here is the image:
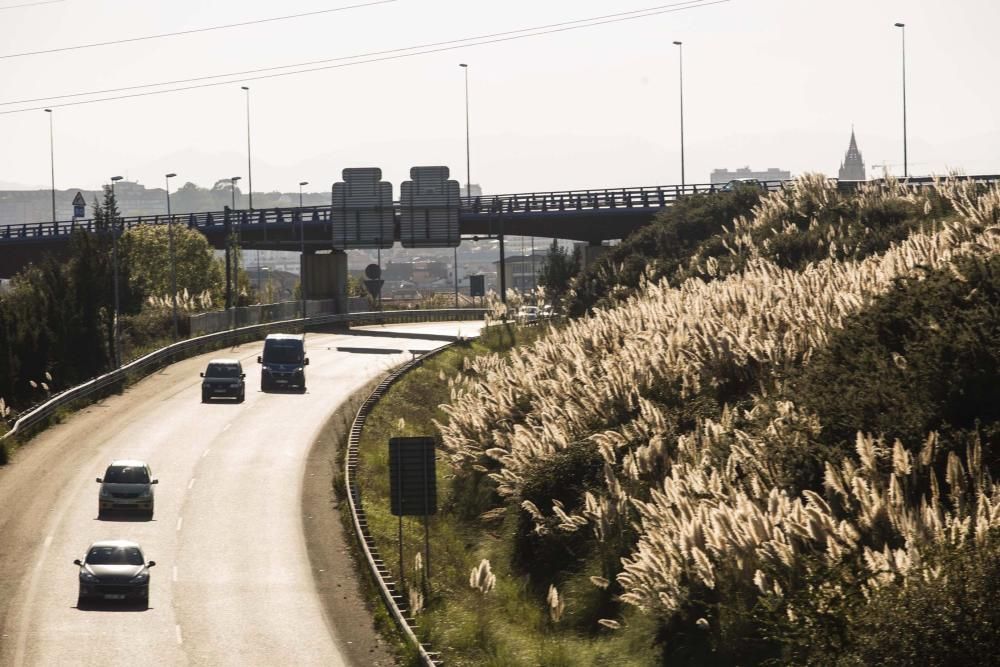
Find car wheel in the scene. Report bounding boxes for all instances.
[141,588,149,607]
[147,509,154,520]
[77,593,87,609]
[238,390,245,403]
[201,391,209,403]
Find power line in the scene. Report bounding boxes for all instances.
[0,0,727,114]
[0,0,63,10]
[0,0,397,60]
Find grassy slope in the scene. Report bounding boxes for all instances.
[356,323,660,666]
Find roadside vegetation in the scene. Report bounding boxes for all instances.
[0,186,253,457]
[358,175,1000,665]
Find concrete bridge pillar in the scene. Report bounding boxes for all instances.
[579,241,611,270]
[301,250,348,314]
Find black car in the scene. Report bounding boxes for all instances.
[75,540,156,607]
[201,358,246,402]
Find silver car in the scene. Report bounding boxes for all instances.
[74,540,156,607]
[97,460,158,519]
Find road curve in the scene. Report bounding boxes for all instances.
[0,322,480,666]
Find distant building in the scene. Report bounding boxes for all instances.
[493,251,547,291]
[838,129,866,181]
[710,167,791,184]
[383,260,449,285]
[460,184,483,198]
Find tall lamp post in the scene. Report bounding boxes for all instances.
[231,176,242,311]
[673,41,686,188]
[299,180,308,319]
[110,175,124,367]
[458,63,472,307]
[165,172,178,338]
[241,86,253,209]
[893,22,908,178]
[44,109,56,223]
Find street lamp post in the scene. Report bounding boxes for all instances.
[110,175,124,367]
[458,63,472,308]
[894,22,908,178]
[299,180,308,319]
[241,86,253,209]
[165,172,178,338]
[231,176,241,211]
[44,109,56,223]
[673,41,685,188]
[230,176,242,312]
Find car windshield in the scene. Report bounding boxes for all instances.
[206,363,240,378]
[104,466,150,484]
[264,341,303,364]
[86,546,144,566]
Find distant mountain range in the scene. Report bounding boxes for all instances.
[0,180,47,190]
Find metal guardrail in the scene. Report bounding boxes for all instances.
[345,342,459,667]
[0,308,485,444]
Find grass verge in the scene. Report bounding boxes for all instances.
[355,323,660,666]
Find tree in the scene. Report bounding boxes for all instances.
[538,239,581,301]
[120,224,224,306]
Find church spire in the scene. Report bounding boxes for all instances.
[838,128,866,181]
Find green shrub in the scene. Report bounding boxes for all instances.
[841,533,1000,666]
[791,254,1000,472]
[568,188,763,316]
[512,442,606,587]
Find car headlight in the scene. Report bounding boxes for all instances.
[139,488,152,497]
[230,382,241,388]
[79,570,99,582]
[129,572,149,584]
[100,488,111,497]
[295,367,304,373]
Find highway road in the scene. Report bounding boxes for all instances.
[0,322,480,666]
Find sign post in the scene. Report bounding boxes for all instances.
[72,191,86,220]
[470,274,485,306]
[389,436,437,595]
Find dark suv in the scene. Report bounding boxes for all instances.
[201,358,246,402]
[258,334,308,392]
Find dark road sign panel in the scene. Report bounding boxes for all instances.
[469,274,485,297]
[388,437,437,517]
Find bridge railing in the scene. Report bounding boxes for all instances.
[5,175,1000,241]
[0,308,485,444]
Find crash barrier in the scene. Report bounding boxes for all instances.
[345,342,460,666]
[187,298,370,336]
[1,309,485,445]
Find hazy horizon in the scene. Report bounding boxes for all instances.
[2,0,998,195]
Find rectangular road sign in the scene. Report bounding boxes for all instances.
[388,437,437,517]
[399,166,460,248]
[332,168,394,249]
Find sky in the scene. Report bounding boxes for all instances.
[0,0,997,196]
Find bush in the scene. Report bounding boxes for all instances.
[841,533,1000,665]
[568,188,763,316]
[791,254,1000,472]
[512,442,606,587]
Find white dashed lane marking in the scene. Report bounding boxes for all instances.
[176,517,183,532]
[188,478,196,490]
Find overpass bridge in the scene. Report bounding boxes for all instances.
[1,173,995,308]
[0,179,764,276]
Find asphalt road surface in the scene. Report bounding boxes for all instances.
[0,322,480,666]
